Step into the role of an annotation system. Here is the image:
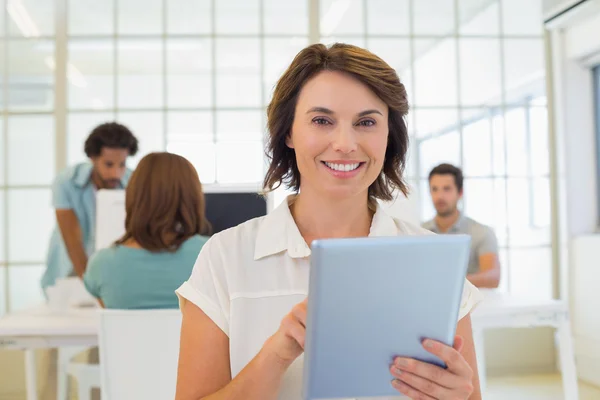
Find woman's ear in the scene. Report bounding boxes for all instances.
[285,131,294,149]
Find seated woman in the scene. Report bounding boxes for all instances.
[84,152,210,309]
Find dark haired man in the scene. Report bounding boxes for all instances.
[42,122,139,290]
[422,163,501,288]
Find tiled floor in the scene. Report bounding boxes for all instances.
[487,374,600,400]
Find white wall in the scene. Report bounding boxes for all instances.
[565,10,600,62]
[547,1,600,386]
[556,40,597,237]
[572,235,600,386]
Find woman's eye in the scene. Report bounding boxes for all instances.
[357,119,375,127]
[313,117,331,125]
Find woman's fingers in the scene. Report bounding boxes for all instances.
[392,338,474,398]
[422,339,473,379]
[453,335,464,353]
[282,314,305,348]
[292,300,307,327]
[390,366,444,398]
[281,299,308,349]
[391,378,436,400]
[393,357,456,389]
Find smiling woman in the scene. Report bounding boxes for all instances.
[264,43,410,203]
[174,42,482,400]
[281,70,391,198]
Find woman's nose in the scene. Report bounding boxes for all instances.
[331,126,358,153]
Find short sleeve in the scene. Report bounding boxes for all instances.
[457,279,483,321]
[52,173,73,209]
[176,237,230,336]
[83,252,103,299]
[477,227,499,256]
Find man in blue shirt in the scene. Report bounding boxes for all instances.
[42,122,139,290]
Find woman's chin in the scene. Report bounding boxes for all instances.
[319,185,370,202]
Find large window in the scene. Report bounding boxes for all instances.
[410,2,550,298]
[1,0,310,315]
[313,0,549,297]
[1,0,57,316]
[0,0,550,316]
[65,0,309,180]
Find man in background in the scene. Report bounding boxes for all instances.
[42,122,139,290]
[422,163,501,288]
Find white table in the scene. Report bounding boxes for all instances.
[472,290,579,400]
[0,305,99,400]
[1,294,580,400]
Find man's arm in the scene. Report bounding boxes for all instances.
[467,226,501,288]
[55,209,88,277]
[467,253,500,288]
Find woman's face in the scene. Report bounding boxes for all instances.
[287,70,389,202]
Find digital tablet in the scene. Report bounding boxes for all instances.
[302,234,471,399]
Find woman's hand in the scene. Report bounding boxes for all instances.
[263,298,308,364]
[390,335,474,400]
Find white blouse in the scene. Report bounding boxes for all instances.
[176,197,482,400]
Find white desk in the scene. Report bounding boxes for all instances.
[0,305,99,400]
[1,294,580,400]
[472,290,578,400]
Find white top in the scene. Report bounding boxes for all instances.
[176,197,483,400]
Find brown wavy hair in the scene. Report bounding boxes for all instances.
[116,152,210,252]
[263,43,410,201]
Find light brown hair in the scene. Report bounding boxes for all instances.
[116,152,210,252]
[263,43,410,201]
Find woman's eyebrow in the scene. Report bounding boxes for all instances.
[357,109,383,117]
[306,107,383,117]
[306,106,334,115]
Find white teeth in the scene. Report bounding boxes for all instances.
[324,162,360,172]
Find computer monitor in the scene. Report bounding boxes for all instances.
[204,192,267,234]
[96,189,126,250]
[95,189,268,250]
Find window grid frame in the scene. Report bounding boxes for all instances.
[0,0,552,314]
[410,0,548,294]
